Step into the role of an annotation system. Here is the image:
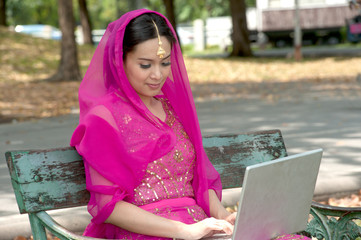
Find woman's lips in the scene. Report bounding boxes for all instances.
[147,83,161,89]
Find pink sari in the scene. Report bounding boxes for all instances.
[70,9,221,239]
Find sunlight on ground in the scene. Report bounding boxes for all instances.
[1,27,361,84]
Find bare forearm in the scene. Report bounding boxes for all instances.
[105,200,186,239]
[208,189,231,220]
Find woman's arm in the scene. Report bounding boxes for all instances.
[105,200,233,239]
[208,189,237,225]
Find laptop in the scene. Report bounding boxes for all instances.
[205,148,323,240]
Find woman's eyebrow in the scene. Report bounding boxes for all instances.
[138,57,153,61]
[162,54,171,60]
[138,54,171,62]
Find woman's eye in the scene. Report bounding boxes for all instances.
[162,61,171,67]
[140,64,151,69]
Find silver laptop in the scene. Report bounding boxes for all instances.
[205,149,323,240]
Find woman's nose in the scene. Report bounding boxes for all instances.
[150,65,162,80]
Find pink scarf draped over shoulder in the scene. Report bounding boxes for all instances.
[70,9,222,224]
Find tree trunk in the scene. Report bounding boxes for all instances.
[0,0,6,26]
[229,0,252,57]
[162,0,176,28]
[49,0,81,81]
[128,0,142,10]
[162,0,180,46]
[78,0,93,45]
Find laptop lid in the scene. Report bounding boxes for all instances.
[231,149,323,240]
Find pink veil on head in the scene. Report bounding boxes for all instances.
[70,9,221,224]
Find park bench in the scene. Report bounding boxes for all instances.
[5,129,361,240]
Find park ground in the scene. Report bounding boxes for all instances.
[1,26,361,123]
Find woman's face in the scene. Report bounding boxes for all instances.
[123,36,172,103]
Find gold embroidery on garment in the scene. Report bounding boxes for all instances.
[146,169,170,198]
[160,99,175,127]
[130,98,197,206]
[173,149,184,162]
[186,207,200,222]
[134,188,146,204]
[153,161,180,195]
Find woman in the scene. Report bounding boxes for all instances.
[71,9,310,240]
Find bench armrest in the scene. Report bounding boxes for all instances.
[35,211,104,240]
[307,201,361,239]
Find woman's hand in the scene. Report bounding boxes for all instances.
[180,217,234,240]
[107,201,233,240]
[208,190,238,224]
[224,212,237,225]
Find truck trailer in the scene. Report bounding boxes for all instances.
[255,0,360,47]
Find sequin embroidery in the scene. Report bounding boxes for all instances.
[130,98,204,221]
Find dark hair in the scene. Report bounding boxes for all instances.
[123,13,176,59]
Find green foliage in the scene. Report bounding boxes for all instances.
[176,0,230,23]
[4,0,246,29]
[144,0,166,14]
[144,0,231,23]
[7,0,58,27]
[245,0,256,7]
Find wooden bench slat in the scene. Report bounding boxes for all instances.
[8,148,83,183]
[6,149,89,213]
[203,130,287,189]
[6,129,286,214]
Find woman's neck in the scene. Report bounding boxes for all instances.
[140,95,157,109]
[140,96,166,122]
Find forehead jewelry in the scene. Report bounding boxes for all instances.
[152,20,166,59]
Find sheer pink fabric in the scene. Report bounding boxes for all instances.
[90,98,208,239]
[70,9,221,238]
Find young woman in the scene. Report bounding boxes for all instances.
[70,9,310,240]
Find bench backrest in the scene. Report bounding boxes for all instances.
[6,129,287,214]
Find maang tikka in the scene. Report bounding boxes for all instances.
[152,20,166,59]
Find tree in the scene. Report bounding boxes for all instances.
[162,0,176,28]
[162,0,181,45]
[0,0,6,26]
[78,0,93,45]
[6,0,58,28]
[128,0,143,10]
[50,0,81,81]
[229,0,252,57]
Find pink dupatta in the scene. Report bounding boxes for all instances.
[70,9,221,229]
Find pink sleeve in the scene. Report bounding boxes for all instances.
[84,162,127,224]
[204,150,222,200]
[70,114,148,224]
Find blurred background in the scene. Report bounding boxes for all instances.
[2,0,361,52]
[1,0,361,120]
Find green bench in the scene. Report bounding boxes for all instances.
[6,129,361,240]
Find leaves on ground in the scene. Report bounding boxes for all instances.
[319,189,361,208]
[1,27,361,124]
